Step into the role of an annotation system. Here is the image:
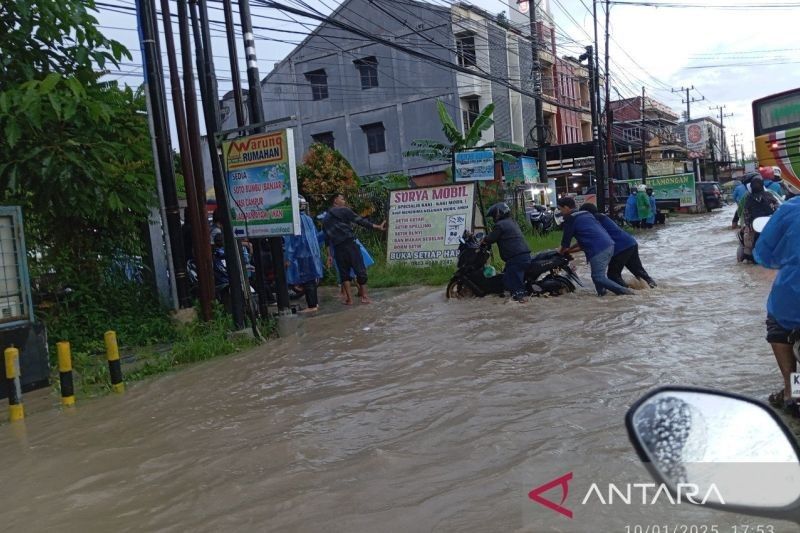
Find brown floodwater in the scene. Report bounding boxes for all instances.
[0,207,795,532]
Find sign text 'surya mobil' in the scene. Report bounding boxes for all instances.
[221,129,300,237]
[387,184,475,266]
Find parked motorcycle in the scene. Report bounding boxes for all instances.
[445,231,581,299]
[528,204,563,234]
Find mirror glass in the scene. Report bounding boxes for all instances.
[632,390,800,509]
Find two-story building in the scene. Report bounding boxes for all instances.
[609,95,684,165]
[219,0,592,180]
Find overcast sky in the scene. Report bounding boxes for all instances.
[96,0,800,156]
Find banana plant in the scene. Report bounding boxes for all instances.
[403,100,524,164]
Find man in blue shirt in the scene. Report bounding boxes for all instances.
[755,196,800,416]
[580,203,657,288]
[557,197,634,296]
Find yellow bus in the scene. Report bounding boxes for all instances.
[753,87,800,192]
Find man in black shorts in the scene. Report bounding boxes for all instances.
[754,196,800,417]
[322,193,386,305]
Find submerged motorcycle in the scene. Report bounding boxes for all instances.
[445,231,581,299]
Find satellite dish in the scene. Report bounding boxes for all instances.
[753,216,770,234]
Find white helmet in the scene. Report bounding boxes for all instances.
[637,184,647,192]
[772,166,782,179]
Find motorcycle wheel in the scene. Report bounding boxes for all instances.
[555,275,576,293]
[446,279,476,299]
[540,275,573,296]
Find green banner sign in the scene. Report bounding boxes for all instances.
[618,173,697,206]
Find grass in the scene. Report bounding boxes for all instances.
[45,291,274,398]
[339,229,566,288]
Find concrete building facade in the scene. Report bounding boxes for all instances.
[219,0,592,179]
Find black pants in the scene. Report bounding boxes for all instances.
[333,239,368,285]
[608,245,653,286]
[625,245,653,282]
[303,280,318,308]
[608,246,636,287]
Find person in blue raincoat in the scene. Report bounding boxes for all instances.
[624,189,640,228]
[284,196,324,313]
[755,196,800,417]
[644,187,657,228]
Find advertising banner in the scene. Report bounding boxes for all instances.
[617,173,696,206]
[387,183,475,266]
[503,156,539,183]
[221,129,300,237]
[571,194,597,209]
[685,122,707,159]
[454,149,494,182]
[647,160,683,177]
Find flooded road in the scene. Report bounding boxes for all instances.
[0,207,793,532]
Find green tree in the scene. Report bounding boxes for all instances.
[404,101,524,165]
[297,143,362,216]
[0,0,155,282]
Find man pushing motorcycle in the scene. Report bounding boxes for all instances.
[481,202,531,303]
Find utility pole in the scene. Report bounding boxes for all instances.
[709,105,733,164]
[708,125,718,181]
[673,85,704,180]
[732,133,741,166]
[223,0,247,126]
[528,0,548,183]
[135,0,190,309]
[604,0,614,206]
[189,0,250,329]
[640,87,647,183]
[159,0,214,321]
[239,0,292,315]
[582,46,605,209]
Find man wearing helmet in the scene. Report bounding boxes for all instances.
[482,202,531,302]
[759,166,784,197]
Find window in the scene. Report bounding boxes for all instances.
[354,56,379,90]
[362,123,386,154]
[456,33,477,68]
[622,127,641,142]
[304,69,328,100]
[462,97,480,131]
[311,132,335,149]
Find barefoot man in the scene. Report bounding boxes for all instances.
[321,192,386,305]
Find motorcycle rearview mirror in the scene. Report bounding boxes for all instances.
[474,232,485,241]
[753,216,771,234]
[627,387,800,518]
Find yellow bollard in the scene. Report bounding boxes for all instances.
[57,342,76,407]
[4,347,24,422]
[104,331,125,393]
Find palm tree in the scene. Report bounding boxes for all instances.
[403,101,524,164]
